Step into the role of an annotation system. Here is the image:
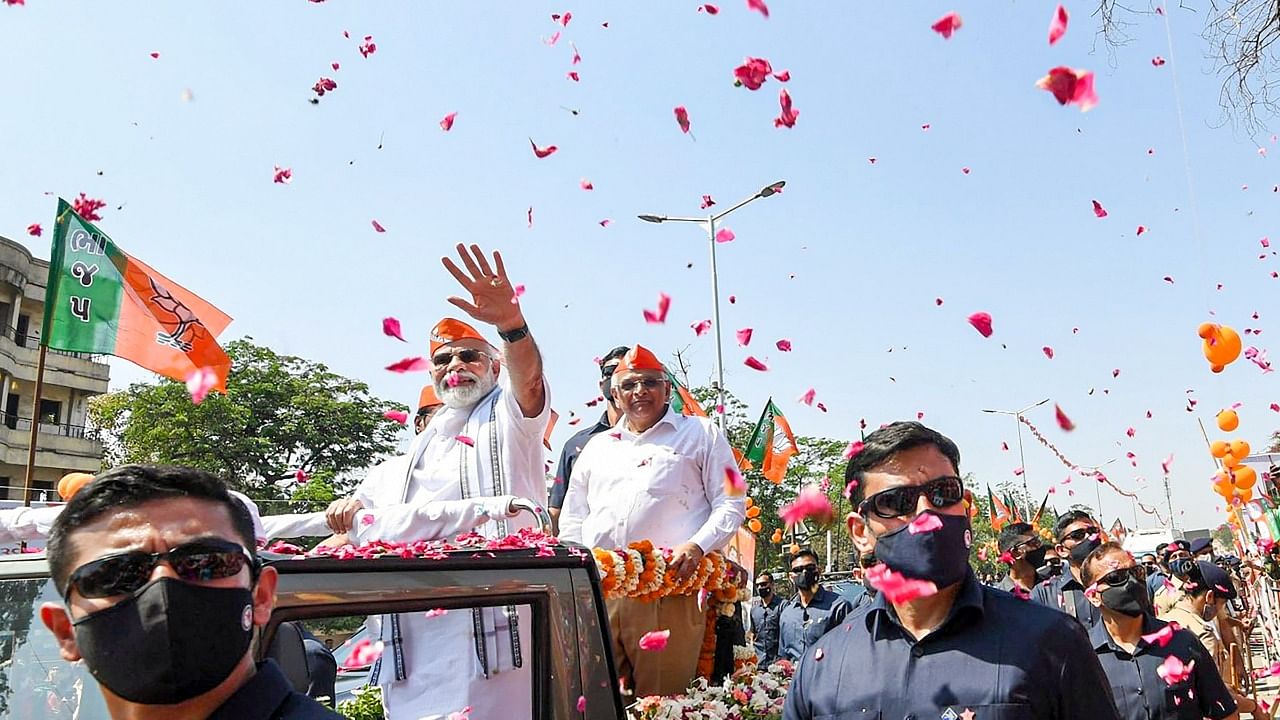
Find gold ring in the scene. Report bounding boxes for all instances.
[490,278,504,288]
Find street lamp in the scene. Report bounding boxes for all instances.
[638,180,786,430]
[981,398,1050,520]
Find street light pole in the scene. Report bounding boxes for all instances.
[982,398,1050,521]
[639,180,785,431]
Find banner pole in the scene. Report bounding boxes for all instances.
[21,344,48,507]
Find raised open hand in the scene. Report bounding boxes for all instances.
[441,243,523,331]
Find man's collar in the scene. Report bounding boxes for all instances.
[1090,613,1164,653]
[865,568,983,632]
[208,660,292,720]
[616,404,679,435]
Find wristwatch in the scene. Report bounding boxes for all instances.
[498,323,530,343]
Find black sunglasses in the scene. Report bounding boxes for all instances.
[1096,565,1146,588]
[430,348,490,368]
[858,476,965,519]
[618,378,664,393]
[1060,527,1099,543]
[65,538,255,601]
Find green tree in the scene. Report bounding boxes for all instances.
[88,338,406,507]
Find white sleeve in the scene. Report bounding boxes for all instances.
[558,446,592,545]
[260,512,332,541]
[688,421,748,553]
[0,505,63,543]
[350,496,517,544]
[498,372,552,438]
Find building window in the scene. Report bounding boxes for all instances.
[38,399,61,425]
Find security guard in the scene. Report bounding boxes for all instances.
[1081,542,1237,720]
[777,549,851,662]
[749,572,784,665]
[784,421,1120,720]
[1030,510,1104,626]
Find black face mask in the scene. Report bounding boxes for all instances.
[1168,557,1195,580]
[1023,545,1050,570]
[1099,577,1149,617]
[1068,535,1102,566]
[792,566,818,590]
[72,577,256,705]
[757,585,773,598]
[873,511,971,589]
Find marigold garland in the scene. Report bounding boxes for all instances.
[695,602,719,679]
[591,544,746,601]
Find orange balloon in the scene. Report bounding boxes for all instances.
[789,543,800,555]
[771,529,783,544]
[746,506,761,519]
[1223,453,1241,469]
[1233,465,1258,489]
[1234,487,1254,504]
[745,496,755,508]
[1214,480,1233,498]
[1217,409,1240,432]
[748,518,763,533]
[1210,440,1229,458]
[57,472,94,501]
[1231,440,1251,458]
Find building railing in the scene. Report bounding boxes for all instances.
[0,322,109,364]
[1,414,101,442]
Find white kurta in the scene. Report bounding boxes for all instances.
[0,504,62,544]
[350,372,550,720]
[559,406,745,553]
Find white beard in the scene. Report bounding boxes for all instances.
[438,370,497,409]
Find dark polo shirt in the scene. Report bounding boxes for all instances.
[208,660,341,720]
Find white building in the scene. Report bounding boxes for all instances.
[0,235,110,500]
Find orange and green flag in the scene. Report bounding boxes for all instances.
[987,485,1012,531]
[665,369,708,418]
[744,398,798,484]
[43,199,233,390]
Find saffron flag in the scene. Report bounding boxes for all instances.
[744,399,798,483]
[665,370,708,417]
[1031,492,1051,526]
[987,486,1013,531]
[43,199,233,391]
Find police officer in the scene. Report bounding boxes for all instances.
[749,572,783,665]
[1081,542,1238,720]
[784,421,1120,720]
[1030,510,1103,626]
[777,549,851,662]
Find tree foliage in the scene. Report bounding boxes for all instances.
[88,338,406,505]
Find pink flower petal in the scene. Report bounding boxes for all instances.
[530,139,558,158]
[908,513,944,534]
[1161,453,1174,474]
[424,608,448,619]
[779,485,833,527]
[967,311,994,337]
[691,319,712,336]
[566,71,580,82]
[25,223,41,237]
[1055,403,1075,431]
[527,207,534,229]
[700,194,716,209]
[577,696,587,712]
[295,469,308,483]
[774,88,799,128]
[371,219,386,233]
[1152,56,1166,66]
[1042,346,1054,359]
[382,317,406,342]
[799,388,816,405]
[715,228,736,243]
[149,51,160,59]
[579,178,593,190]
[185,367,218,405]
[358,36,376,58]
[311,77,337,97]
[599,219,611,227]
[332,61,340,71]
[273,166,292,184]
[643,292,672,324]
[1142,623,1179,647]
[724,465,746,496]
[1156,655,1195,685]
[736,328,753,346]
[456,435,475,447]
[440,112,457,131]
[733,57,773,90]
[1136,225,1147,236]
[385,357,430,373]
[843,440,865,460]
[674,106,691,134]
[342,639,385,669]
[931,11,963,39]
[744,356,768,371]
[384,410,409,425]
[866,564,938,603]
[1037,66,1098,111]
[511,284,526,304]
[698,4,719,14]
[1092,199,1108,217]
[776,339,792,352]
[745,0,769,18]
[1047,4,1069,45]
[638,630,670,651]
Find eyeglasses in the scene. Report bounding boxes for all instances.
[65,538,255,601]
[617,378,665,393]
[1013,537,1044,555]
[601,363,620,379]
[858,476,965,519]
[431,348,490,368]
[790,564,817,575]
[1096,564,1146,587]
[1060,527,1099,543]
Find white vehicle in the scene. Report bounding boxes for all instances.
[1123,527,1178,559]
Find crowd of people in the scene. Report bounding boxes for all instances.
[3,242,1277,719]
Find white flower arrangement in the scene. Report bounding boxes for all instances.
[627,659,794,720]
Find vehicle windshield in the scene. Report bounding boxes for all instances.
[0,576,109,719]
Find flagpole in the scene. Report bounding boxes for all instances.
[21,345,47,507]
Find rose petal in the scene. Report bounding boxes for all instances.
[698,4,719,14]
[724,465,747,496]
[691,319,712,337]
[440,112,457,131]
[386,357,429,373]
[715,228,736,243]
[843,440,864,460]
[25,223,41,237]
[638,630,670,651]
[866,564,938,602]
[967,312,994,337]
[185,367,218,405]
[273,166,292,185]
[700,194,716,209]
[1043,346,1054,359]
[908,513,944,534]
[530,139,558,158]
[579,178,593,190]
[799,388,816,406]
[382,317,406,342]
[456,435,475,447]
[371,219,386,233]
[931,11,962,39]
[674,106,691,134]
[776,339,792,352]
[1047,4,1069,45]
[643,292,672,324]
[744,356,768,371]
[746,0,769,18]
[779,485,834,527]
[384,410,409,425]
[1055,403,1075,431]
[736,328,753,346]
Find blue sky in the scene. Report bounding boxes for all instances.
[2,2,1276,533]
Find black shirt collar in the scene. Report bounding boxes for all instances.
[1089,613,1165,653]
[865,568,984,633]
[208,660,296,720]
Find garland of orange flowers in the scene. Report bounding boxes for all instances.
[591,544,745,601]
[695,602,719,679]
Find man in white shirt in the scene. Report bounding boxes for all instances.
[560,344,745,698]
[323,243,551,720]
